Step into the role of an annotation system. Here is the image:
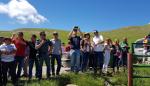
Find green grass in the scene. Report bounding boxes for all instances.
[7,73,104,86]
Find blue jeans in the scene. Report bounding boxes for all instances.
[29,58,39,79]
[15,56,24,78]
[70,49,81,72]
[93,52,104,73]
[81,52,90,71]
[51,54,61,75]
[38,54,50,79]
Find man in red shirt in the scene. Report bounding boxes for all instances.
[12,32,27,79]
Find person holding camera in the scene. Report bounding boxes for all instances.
[68,26,83,73]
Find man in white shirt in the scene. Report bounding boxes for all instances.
[0,38,17,86]
[92,30,104,75]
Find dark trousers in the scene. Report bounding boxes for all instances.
[88,53,94,68]
[81,52,90,71]
[0,62,2,84]
[112,55,120,71]
[51,54,61,75]
[15,56,24,78]
[1,61,16,85]
[38,55,51,79]
[93,52,104,73]
[29,58,39,79]
[122,52,127,66]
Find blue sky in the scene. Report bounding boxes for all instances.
[0,0,150,32]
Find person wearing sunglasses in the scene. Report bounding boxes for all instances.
[35,31,53,80]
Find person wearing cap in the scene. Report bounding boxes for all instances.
[0,38,17,86]
[12,32,27,79]
[51,32,62,76]
[92,30,104,75]
[68,26,83,73]
[35,31,53,80]
[120,37,130,72]
[80,33,91,72]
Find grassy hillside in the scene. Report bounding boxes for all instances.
[0,24,150,44]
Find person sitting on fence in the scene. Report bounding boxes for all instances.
[144,34,150,55]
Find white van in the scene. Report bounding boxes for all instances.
[133,38,150,64]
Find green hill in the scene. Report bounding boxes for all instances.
[0,25,150,44]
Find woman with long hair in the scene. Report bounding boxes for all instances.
[103,38,112,74]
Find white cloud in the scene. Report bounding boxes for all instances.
[0,0,47,24]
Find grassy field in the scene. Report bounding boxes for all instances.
[1,25,150,86]
[6,67,150,86]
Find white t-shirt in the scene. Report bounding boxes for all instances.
[0,44,17,62]
[93,35,104,52]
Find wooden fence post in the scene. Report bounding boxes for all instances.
[128,53,133,86]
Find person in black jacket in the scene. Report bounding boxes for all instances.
[27,34,39,81]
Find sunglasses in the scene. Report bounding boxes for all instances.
[40,34,46,36]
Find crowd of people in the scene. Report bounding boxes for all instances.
[0,26,130,86]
